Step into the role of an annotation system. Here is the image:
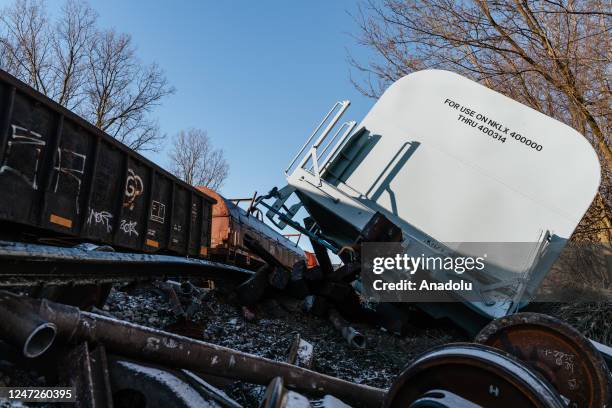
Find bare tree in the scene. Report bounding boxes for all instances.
[51,0,96,109]
[0,0,52,93]
[81,30,171,151]
[169,129,229,190]
[350,0,612,241]
[0,0,174,152]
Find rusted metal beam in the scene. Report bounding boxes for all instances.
[0,293,385,408]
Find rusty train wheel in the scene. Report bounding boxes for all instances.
[383,343,566,408]
[475,312,611,408]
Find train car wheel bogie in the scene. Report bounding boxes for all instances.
[475,312,612,408]
[384,343,566,408]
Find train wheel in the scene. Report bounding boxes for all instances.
[475,312,611,408]
[383,343,566,408]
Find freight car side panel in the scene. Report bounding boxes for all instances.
[145,174,171,251]
[0,69,216,256]
[0,85,56,226]
[82,141,124,242]
[188,195,201,256]
[115,157,149,250]
[169,186,188,252]
[201,199,212,254]
[202,200,212,249]
[42,118,94,234]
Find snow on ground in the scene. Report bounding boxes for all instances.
[103,285,465,406]
[0,283,466,407]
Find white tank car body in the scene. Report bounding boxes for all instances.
[277,70,600,319]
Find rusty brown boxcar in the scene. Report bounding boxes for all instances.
[197,187,304,270]
[0,68,214,256]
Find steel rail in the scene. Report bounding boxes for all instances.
[0,240,254,287]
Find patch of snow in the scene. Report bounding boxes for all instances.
[285,391,312,408]
[312,395,352,408]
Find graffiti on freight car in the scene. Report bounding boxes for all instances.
[120,219,139,237]
[150,200,166,224]
[53,148,86,214]
[0,125,46,190]
[123,169,144,211]
[87,208,113,233]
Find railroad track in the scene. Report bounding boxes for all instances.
[0,240,254,287]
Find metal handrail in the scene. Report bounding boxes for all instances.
[319,121,357,173]
[307,120,357,173]
[285,100,351,175]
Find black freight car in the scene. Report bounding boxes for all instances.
[0,69,214,257]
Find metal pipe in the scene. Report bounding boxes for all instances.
[329,309,366,350]
[0,292,56,358]
[6,293,384,407]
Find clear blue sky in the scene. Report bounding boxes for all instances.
[60,0,376,200]
[1,0,380,253]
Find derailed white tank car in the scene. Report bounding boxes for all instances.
[259,70,600,324]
